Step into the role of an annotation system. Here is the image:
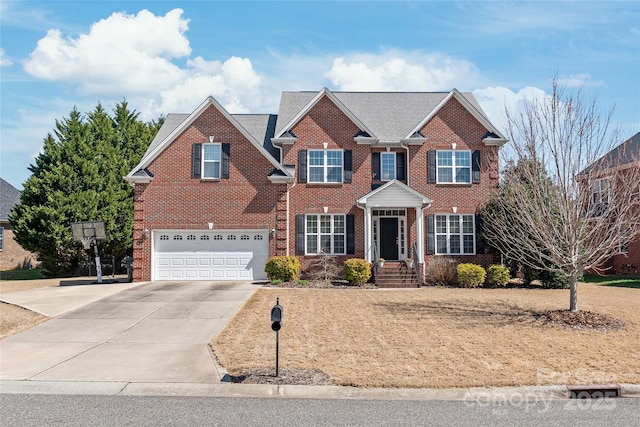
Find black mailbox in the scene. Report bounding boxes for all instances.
[271,298,283,331]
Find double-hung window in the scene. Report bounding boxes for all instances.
[380,152,396,181]
[437,150,471,184]
[0,227,3,251]
[305,214,345,254]
[308,150,343,183]
[590,178,610,217]
[202,143,221,179]
[435,214,475,255]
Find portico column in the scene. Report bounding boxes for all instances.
[364,207,372,262]
[415,207,424,262]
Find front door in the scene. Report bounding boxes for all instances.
[379,218,399,260]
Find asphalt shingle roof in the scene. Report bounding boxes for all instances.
[0,178,21,221]
[275,91,487,142]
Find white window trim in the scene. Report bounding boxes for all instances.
[436,150,471,184]
[202,143,221,179]
[435,214,475,255]
[308,149,343,183]
[0,226,3,251]
[381,152,396,181]
[589,177,611,217]
[305,214,346,255]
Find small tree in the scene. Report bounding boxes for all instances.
[482,79,640,312]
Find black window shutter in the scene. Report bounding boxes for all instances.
[472,150,481,183]
[396,152,405,181]
[346,214,355,254]
[192,143,202,178]
[426,214,435,255]
[344,150,352,183]
[371,152,380,180]
[428,150,436,183]
[298,150,307,183]
[296,214,305,255]
[221,143,230,179]
[475,214,484,254]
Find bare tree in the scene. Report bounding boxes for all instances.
[482,79,640,312]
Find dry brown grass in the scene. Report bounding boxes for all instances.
[0,302,48,339]
[211,284,640,388]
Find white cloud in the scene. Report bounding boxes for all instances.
[0,48,12,67]
[23,9,191,93]
[143,56,262,117]
[556,73,603,88]
[325,52,478,91]
[473,86,550,132]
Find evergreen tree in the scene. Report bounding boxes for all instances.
[9,101,162,276]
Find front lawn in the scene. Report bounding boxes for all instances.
[582,274,640,289]
[211,283,639,388]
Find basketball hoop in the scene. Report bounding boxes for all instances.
[71,221,107,283]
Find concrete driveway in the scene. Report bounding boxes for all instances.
[0,281,260,385]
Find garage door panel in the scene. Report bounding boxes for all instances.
[153,231,268,281]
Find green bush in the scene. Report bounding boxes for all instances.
[343,258,371,285]
[456,263,486,288]
[265,256,301,282]
[485,264,510,288]
[425,257,458,286]
[538,270,570,289]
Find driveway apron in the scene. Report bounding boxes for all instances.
[0,281,259,383]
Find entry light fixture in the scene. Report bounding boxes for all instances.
[209,135,215,143]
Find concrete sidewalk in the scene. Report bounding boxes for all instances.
[1,281,260,385]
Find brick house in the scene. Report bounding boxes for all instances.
[589,132,640,275]
[0,178,39,271]
[125,88,507,284]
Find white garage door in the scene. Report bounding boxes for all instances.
[153,230,269,281]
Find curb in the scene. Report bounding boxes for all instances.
[2,380,638,400]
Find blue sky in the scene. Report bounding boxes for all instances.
[1,0,639,189]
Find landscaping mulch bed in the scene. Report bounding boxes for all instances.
[228,367,335,386]
[538,309,625,330]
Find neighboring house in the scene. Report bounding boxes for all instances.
[125,88,507,283]
[588,132,640,275]
[0,178,38,271]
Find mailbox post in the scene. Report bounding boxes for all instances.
[271,298,283,377]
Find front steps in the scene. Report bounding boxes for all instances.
[374,261,421,288]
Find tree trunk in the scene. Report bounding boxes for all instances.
[569,274,579,312]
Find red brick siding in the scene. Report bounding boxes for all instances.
[133,95,501,280]
[0,224,39,271]
[284,95,499,268]
[131,105,284,281]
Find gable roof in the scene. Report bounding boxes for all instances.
[274,87,375,139]
[127,97,291,181]
[357,179,432,208]
[0,178,22,221]
[596,131,640,170]
[275,88,506,143]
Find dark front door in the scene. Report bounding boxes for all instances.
[379,218,398,260]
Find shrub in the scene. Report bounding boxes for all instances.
[306,251,343,282]
[425,257,457,286]
[265,256,301,281]
[538,270,570,289]
[343,258,371,285]
[456,263,486,288]
[485,264,510,288]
